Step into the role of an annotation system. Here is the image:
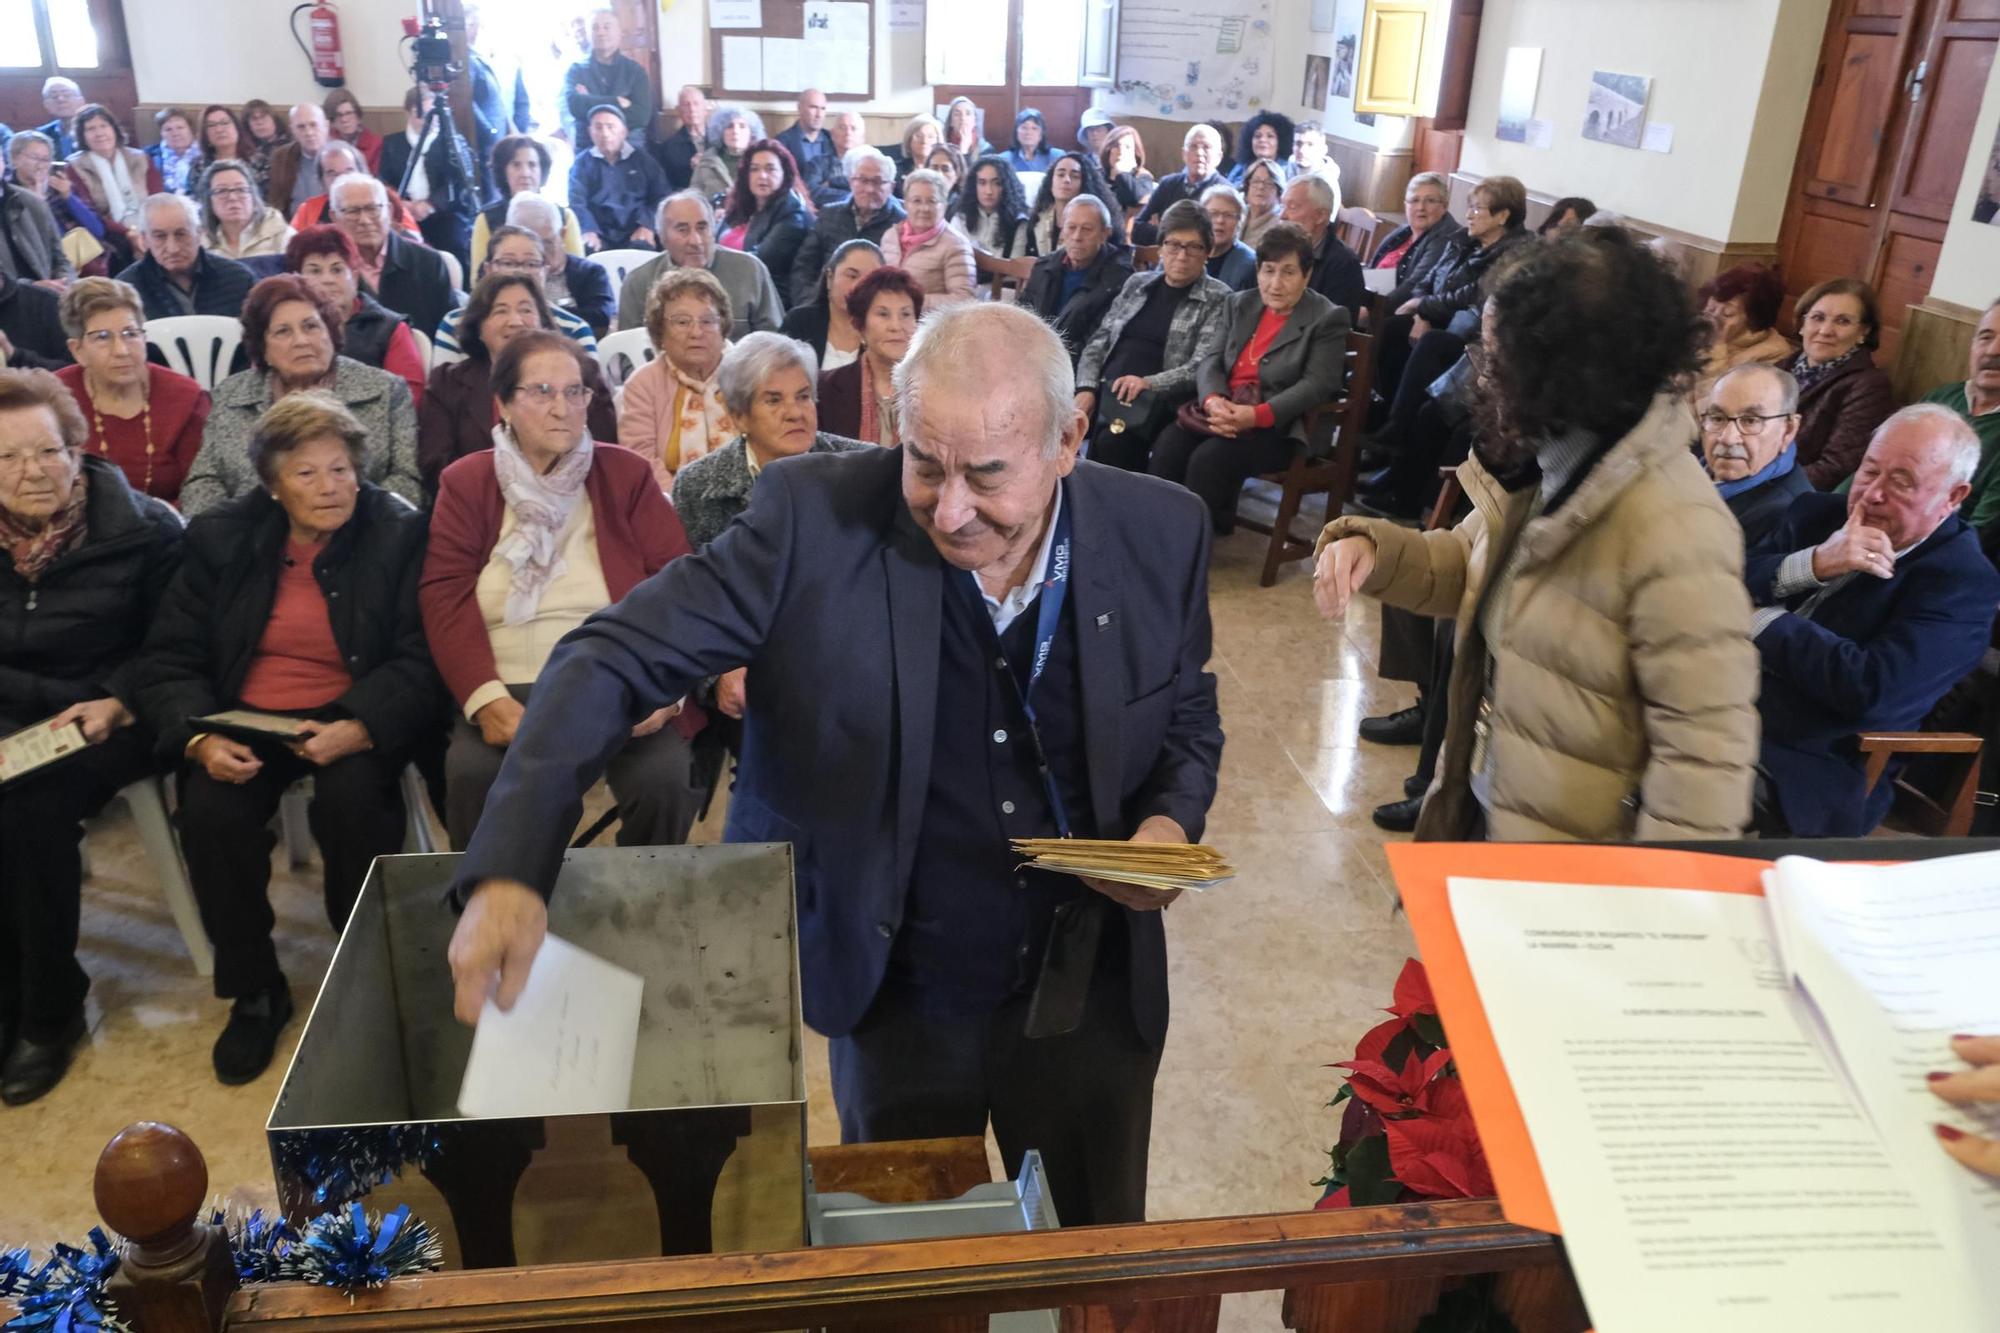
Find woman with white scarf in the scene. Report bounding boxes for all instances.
[420,330,707,852]
[65,105,163,262]
[615,267,736,489]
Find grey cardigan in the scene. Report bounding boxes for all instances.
[1,184,73,283]
[1075,269,1233,401]
[179,357,420,516]
[615,247,785,341]
[671,431,868,549]
[1196,287,1349,441]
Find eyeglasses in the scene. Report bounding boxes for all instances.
[1159,240,1205,256]
[14,152,53,168]
[333,204,384,219]
[1699,410,1794,436]
[515,382,593,406]
[209,186,253,199]
[81,327,146,347]
[0,446,71,478]
[487,258,544,273]
[667,314,723,332]
[1466,203,1489,216]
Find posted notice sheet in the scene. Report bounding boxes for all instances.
[457,933,644,1118]
[1448,877,1976,1332]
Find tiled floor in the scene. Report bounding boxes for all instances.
[0,528,1420,1326]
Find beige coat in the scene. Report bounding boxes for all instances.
[1690,326,1796,410]
[1318,395,1759,842]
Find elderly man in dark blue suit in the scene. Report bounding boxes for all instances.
[1747,403,2000,836]
[444,302,1224,1226]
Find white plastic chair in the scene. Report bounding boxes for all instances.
[410,325,434,370]
[146,316,244,391]
[278,766,437,867]
[595,326,656,388]
[104,778,214,977]
[586,247,658,293]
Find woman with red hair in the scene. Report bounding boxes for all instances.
[717,138,815,309]
[283,226,427,406]
[1693,264,1794,407]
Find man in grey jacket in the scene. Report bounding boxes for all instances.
[615,191,782,340]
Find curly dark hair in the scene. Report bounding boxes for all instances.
[1030,151,1124,241]
[720,137,815,229]
[1538,196,1598,236]
[461,272,556,361]
[241,275,346,373]
[1699,263,1786,334]
[489,134,553,197]
[953,154,1030,241]
[1235,111,1295,169]
[1480,227,1704,450]
[844,265,926,329]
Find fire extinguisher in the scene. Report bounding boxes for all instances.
[291,3,346,88]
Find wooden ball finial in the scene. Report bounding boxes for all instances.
[95,1122,208,1253]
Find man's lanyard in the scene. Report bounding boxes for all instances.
[952,494,1075,839]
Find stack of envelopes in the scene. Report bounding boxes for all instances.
[1009,838,1236,894]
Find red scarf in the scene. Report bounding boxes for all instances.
[1,467,89,583]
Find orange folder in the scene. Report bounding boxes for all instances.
[1386,843,1774,1235]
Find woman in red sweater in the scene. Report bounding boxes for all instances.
[55,278,209,506]
[421,330,706,851]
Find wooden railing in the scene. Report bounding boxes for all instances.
[37,1122,1587,1333]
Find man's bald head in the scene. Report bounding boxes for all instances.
[290,103,329,154]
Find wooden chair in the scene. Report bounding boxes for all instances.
[1236,331,1378,587]
[1426,465,1466,532]
[1336,207,1382,263]
[1134,243,1161,271]
[1859,732,1986,836]
[974,250,1036,302]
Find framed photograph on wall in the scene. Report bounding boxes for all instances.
[1582,69,1651,150]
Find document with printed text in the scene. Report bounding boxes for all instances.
[1448,876,1983,1333]
[457,933,644,1119]
[0,717,86,784]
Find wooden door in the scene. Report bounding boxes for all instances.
[1778,0,2000,369]
[931,0,1089,161]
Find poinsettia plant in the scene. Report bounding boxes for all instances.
[1314,958,1495,1208]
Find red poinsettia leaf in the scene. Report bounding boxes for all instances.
[1332,1058,1411,1115]
[1353,1016,1410,1065]
[1382,1113,1495,1200]
[1338,1089,1382,1149]
[1387,958,1437,1019]
[1416,1069,1470,1120]
[1314,1185,1352,1210]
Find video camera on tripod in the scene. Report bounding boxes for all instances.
[402,12,460,90]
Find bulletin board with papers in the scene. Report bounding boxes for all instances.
[708,0,876,101]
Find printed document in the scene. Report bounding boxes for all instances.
[457,933,644,1118]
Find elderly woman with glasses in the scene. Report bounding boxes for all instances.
[618,268,736,488]
[422,329,706,851]
[198,157,294,259]
[880,168,975,309]
[6,132,94,283]
[421,272,616,497]
[471,134,585,275]
[0,368,183,1105]
[284,225,426,404]
[435,221,603,355]
[690,105,766,204]
[53,278,210,505]
[1370,172,1461,309]
[322,89,383,174]
[136,390,437,1085]
[181,275,419,514]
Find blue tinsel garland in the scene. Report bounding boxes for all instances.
[0,1250,41,1298]
[274,1204,442,1292]
[206,1206,303,1285]
[0,1229,130,1333]
[271,1125,452,1208]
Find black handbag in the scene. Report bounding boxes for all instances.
[1098,387,1177,443]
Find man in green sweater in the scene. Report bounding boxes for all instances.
[1923,299,2000,532]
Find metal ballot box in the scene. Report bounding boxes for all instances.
[265,844,807,1269]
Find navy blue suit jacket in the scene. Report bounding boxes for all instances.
[451,447,1224,1049]
[1748,491,2000,836]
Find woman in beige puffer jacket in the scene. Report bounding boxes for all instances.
[1317,229,1760,842]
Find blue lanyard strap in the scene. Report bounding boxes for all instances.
[952,494,1075,839]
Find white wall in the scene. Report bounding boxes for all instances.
[1932,50,2000,310]
[126,0,936,121]
[127,0,422,108]
[1457,0,1826,243]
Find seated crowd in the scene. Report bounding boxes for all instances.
[4,83,1999,1156]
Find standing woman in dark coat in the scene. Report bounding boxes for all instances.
[0,369,183,1105]
[1783,277,1898,489]
[136,392,440,1085]
[717,138,815,309]
[419,272,615,497]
